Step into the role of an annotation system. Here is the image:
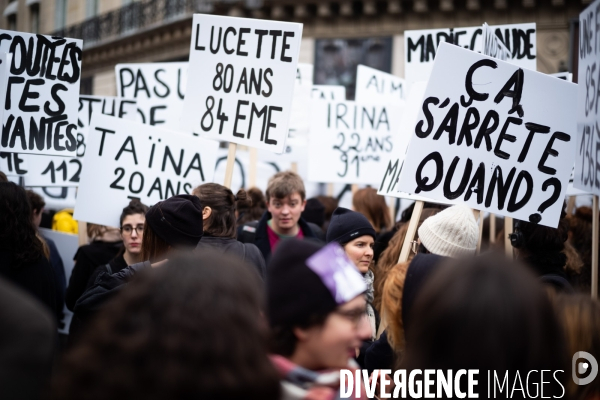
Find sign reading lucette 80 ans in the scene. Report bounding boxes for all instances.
[181,15,303,154]
[0,30,82,157]
[398,42,576,228]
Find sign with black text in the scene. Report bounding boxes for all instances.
[404,23,536,82]
[312,85,346,100]
[355,65,406,102]
[181,15,303,153]
[398,43,575,228]
[308,100,401,184]
[0,30,82,156]
[74,114,219,226]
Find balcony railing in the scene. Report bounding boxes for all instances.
[52,0,217,48]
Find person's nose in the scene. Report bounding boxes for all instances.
[365,246,374,258]
[131,228,139,238]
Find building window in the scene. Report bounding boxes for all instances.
[80,76,93,95]
[30,4,39,33]
[86,0,98,19]
[314,37,392,100]
[55,0,67,30]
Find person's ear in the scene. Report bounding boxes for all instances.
[202,206,212,220]
[300,199,307,212]
[293,326,311,342]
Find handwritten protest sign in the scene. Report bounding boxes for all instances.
[0,30,82,156]
[181,15,303,154]
[31,186,77,209]
[74,114,219,226]
[116,62,187,129]
[289,63,313,135]
[397,42,575,228]
[481,23,512,61]
[575,0,600,197]
[355,65,406,102]
[552,72,573,82]
[405,23,536,82]
[312,85,346,100]
[308,99,401,185]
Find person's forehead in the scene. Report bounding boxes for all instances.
[271,192,302,202]
[122,214,145,224]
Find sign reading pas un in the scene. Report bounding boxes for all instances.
[397,42,576,228]
[0,30,82,156]
[74,114,219,227]
[181,15,303,154]
[575,0,600,197]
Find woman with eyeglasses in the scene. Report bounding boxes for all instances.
[67,200,148,344]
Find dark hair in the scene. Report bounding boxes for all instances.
[119,199,148,227]
[315,195,338,231]
[266,171,305,202]
[400,254,567,396]
[0,171,7,182]
[237,187,266,224]
[192,183,246,238]
[52,251,280,400]
[352,188,391,233]
[140,224,170,262]
[567,207,595,291]
[0,182,46,267]
[270,313,328,357]
[26,190,45,213]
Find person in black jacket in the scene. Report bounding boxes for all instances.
[0,182,59,320]
[237,171,323,261]
[193,183,266,279]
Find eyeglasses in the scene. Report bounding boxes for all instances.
[334,308,368,328]
[410,240,419,255]
[121,224,144,235]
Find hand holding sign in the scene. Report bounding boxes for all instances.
[398,42,576,228]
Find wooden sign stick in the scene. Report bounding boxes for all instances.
[489,213,496,244]
[592,195,598,299]
[223,143,237,189]
[398,200,424,263]
[291,162,298,173]
[504,217,513,258]
[351,184,359,195]
[476,210,484,254]
[77,221,88,246]
[248,147,258,188]
[327,183,334,197]
[567,196,576,216]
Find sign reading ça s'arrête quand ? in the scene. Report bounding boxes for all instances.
[180,14,303,154]
[74,114,219,227]
[397,42,576,228]
[0,30,82,157]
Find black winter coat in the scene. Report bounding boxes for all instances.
[196,235,266,280]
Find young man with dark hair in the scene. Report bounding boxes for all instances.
[237,171,323,261]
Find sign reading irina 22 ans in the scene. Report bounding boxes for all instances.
[181,14,303,154]
[398,42,576,228]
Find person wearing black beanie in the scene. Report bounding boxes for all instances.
[267,239,371,399]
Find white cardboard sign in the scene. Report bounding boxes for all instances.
[308,100,401,185]
[116,62,187,130]
[481,23,512,61]
[312,85,346,100]
[404,23,536,83]
[74,114,219,227]
[0,30,82,156]
[398,42,576,228]
[575,0,600,196]
[289,63,313,135]
[181,15,303,153]
[355,65,406,102]
[551,72,573,82]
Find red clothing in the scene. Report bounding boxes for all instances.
[267,223,304,252]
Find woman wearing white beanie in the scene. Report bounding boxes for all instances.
[416,204,479,258]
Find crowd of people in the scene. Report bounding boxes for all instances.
[0,170,599,399]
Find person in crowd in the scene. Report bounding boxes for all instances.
[396,255,567,398]
[0,182,59,319]
[236,186,267,225]
[316,195,339,232]
[65,223,123,313]
[68,200,148,344]
[74,195,203,316]
[301,197,327,239]
[0,276,56,400]
[52,251,280,400]
[267,239,371,399]
[26,190,66,313]
[237,171,322,261]
[352,187,391,235]
[510,205,574,293]
[193,183,266,279]
[555,294,600,400]
[326,208,378,346]
[567,206,596,292]
[0,171,7,182]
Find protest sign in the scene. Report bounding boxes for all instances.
[116,62,187,129]
[397,42,576,228]
[404,23,536,82]
[0,30,82,156]
[481,23,512,61]
[289,63,313,135]
[575,1,600,197]
[308,99,401,185]
[74,114,219,227]
[312,85,346,100]
[181,15,303,154]
[355,65,406,102]
[551,72,573,82]
[31,186,77,209]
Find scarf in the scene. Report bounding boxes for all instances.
[270,355,368,400]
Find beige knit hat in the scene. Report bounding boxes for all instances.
[417,204,479,258]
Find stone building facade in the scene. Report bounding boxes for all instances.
[0,0,588,96]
